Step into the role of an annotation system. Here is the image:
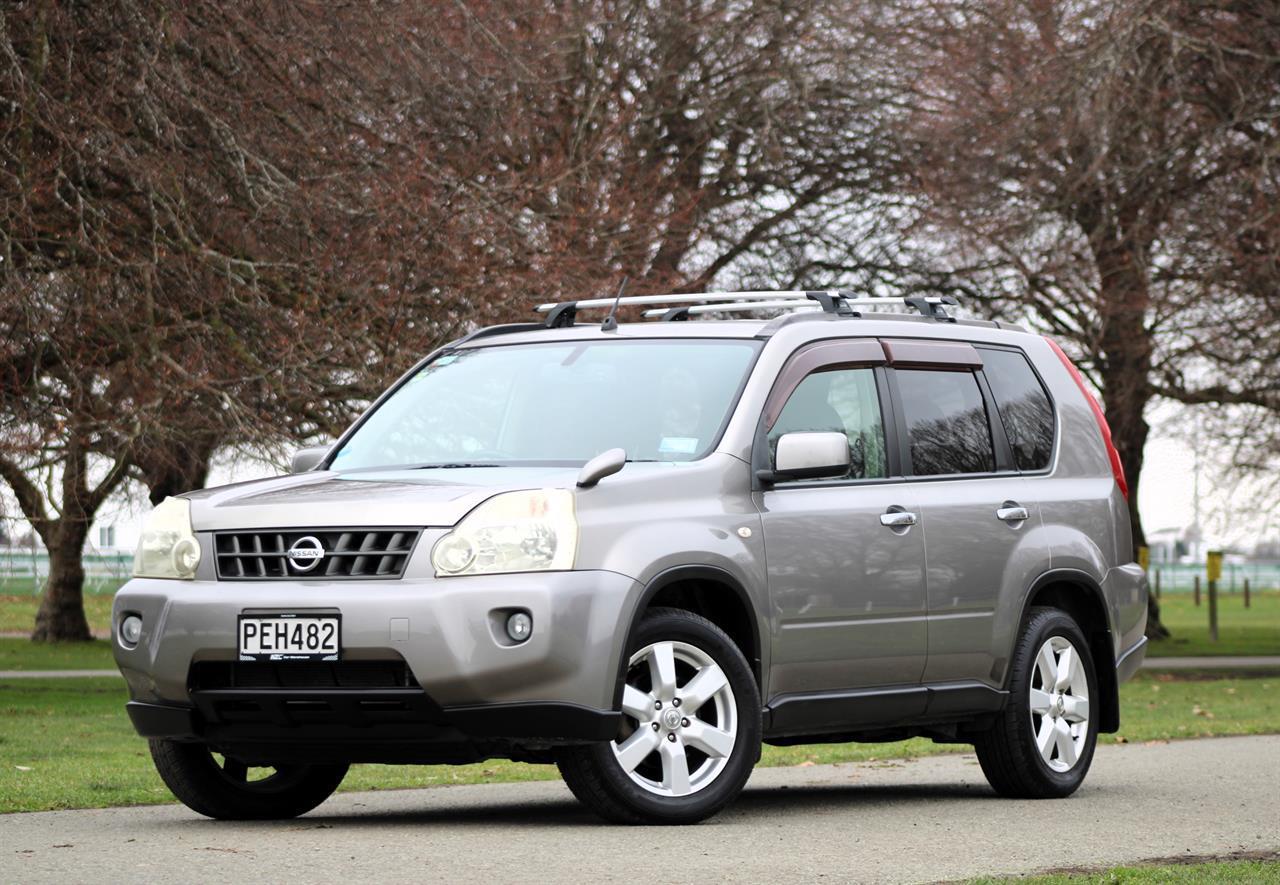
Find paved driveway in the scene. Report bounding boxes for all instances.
[2,735,1277,884]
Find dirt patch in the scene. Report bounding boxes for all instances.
[1050,847,1280,873]
[936,849,1280,882]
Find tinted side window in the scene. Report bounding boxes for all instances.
[895,370,995,475]
[768,368,887,481]
[979,348,1054,471]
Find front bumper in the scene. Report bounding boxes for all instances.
[112,569,641,749]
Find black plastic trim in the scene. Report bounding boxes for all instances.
[213,527,423,582]
[615,564,763,709]
[904,295,959,321]
[1018,568,1121,733]
[443,701,620,741]
[128,700,199,739]
[543,303,577,328]
[973,370,1017,473]
[885,366,914,477]
[875,365,903,479]
[127,695,619,744]
[764,681,1008,739]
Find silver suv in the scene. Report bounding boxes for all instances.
[114,291,1148,824]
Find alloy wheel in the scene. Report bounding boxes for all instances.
[611,640,738,797]
[1028,636,1091,772]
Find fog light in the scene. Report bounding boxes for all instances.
[505,611,532,643]
[120,614,143,647]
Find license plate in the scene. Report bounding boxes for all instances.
[238,614,340,661]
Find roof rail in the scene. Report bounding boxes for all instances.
[534,290,962,328]
[449,322,549,346]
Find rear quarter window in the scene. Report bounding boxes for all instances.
[979,347,1055,471]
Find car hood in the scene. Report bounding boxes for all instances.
[183,466,584,531]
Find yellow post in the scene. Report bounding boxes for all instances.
[1207,551,1222,642]
[1138,546,1150,572]
[1207,550,1223,582]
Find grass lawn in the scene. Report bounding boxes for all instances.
[0,637,116,671]
[0,593,116,636]
[0,670,1275,814]
[0,577,127,596]
[967,855,1280,883]
[1149,590,1280,657]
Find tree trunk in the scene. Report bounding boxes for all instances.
[1095,244,1170,641]
[32,521,93,642]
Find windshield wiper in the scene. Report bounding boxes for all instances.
[409,462,502,469]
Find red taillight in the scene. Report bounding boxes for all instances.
[1044,337,1129,500]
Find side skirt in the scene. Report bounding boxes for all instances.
[764,681,1007,742]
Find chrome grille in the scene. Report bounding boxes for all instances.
[213,528,421,580]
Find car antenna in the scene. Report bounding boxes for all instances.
[600,276,629,332]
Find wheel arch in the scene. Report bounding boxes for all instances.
[613,565,763,710]
[1018,569,1120,733]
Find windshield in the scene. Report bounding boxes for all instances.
[329,339,761,470]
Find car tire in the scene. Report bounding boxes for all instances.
[557,607,761,825]
[975,606,1099,799]
[149,739,348,820]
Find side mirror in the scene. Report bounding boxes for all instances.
[290,444,331,474]
[764,431,850,482]
[577,448,627,488]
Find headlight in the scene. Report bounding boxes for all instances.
[432,489,577,577]
[132,497,201,579]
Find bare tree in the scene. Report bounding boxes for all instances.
[0,3,408,638]
[349,1,904,302]
[1,1,908,637]
[869,0,1280,636]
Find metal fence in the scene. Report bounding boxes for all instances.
[0,549,133,595]
[1148,562,1280,594]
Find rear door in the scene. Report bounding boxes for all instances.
[881,339,1046,686]
[756,340,928,698]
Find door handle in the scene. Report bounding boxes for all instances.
[880,510,918,528]
[996,505,1029,522]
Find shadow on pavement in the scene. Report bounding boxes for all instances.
[152,780,1023,831]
